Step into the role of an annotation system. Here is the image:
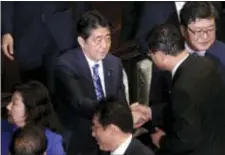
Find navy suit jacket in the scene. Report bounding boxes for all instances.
[206,40,225,84]
[54,47,126,154]
[1,2,87,70]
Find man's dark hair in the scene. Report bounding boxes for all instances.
[180,2,218,27]
[147,24,185,56]
[94,98,133,133]
[77,9,112,40]
[11,81,61,133]
[10,124,47,155]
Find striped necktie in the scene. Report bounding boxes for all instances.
[92,64,104,101]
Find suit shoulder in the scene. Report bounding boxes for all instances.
[194,57,216,75]
[57,48,79,62]
[105,54,122,67]
[45,128,63,142]
[56,47,80,68]
[45,129,65,154]
[210,40,225,57]
[126,138,155,155]
[215,40,225,49]
[107,53,121,61]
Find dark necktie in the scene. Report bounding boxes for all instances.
[192,52,199,57]
[92,64,104,101]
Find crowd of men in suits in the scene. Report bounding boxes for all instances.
[1,1,225,155]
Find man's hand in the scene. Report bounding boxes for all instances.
[2,33,14,60]
[151,127,166,148]
[130,103,152,128]
[130,103,152,120]
[132,111,147,128]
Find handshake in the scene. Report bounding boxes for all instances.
[130,103,152,128]
[130,103,166,148]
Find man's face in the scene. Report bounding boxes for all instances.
[79,27,111,62]
[183,18,216,51]
[92,116,113,151]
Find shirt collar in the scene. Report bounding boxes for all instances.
[84,53,102,68]
[171,53,189,78]
[111,134,132,155]
[185,43,206,56]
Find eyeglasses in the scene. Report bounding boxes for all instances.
[187,26,216,38]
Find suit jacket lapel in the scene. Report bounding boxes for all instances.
[172,55,191,86]
[76,48,96,94]
[103,55,113,97]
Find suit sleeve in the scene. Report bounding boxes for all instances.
[1,1,14,35]
[159,67,215,154]
[55,63,98,119]
[117,60,127,103]
[150,69,171,127]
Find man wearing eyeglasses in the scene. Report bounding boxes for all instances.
[180,2,225,84]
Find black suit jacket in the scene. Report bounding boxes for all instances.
[54,47,126,154]
[150,40,225,128]
[156,55,225,155]
[124,138,155,155]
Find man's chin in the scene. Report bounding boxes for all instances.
[99,145,110,152]
[196,41,214,51]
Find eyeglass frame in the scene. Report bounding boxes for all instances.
[186,26,217,38]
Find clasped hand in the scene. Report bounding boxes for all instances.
[130,103,152,128]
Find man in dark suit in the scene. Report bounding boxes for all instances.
[132,24,225,155]
[92,99,155,155]
[180,2,225,84]
[1,2,88,93]
[54,10,127,155]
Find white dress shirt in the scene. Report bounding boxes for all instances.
[84,54,106,96]
[185,43,206,56]
[175,1,186,21]
[111,135,132,155]
[171,54,189,78]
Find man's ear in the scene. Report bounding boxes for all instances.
[156,51,169,64]
[77,36,85,48]
[108,124,119,136]
[180,25,186,38]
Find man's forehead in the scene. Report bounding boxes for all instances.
[188,18,215,29]
[89,27,111,37]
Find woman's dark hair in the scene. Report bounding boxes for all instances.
[11,81,61,133]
